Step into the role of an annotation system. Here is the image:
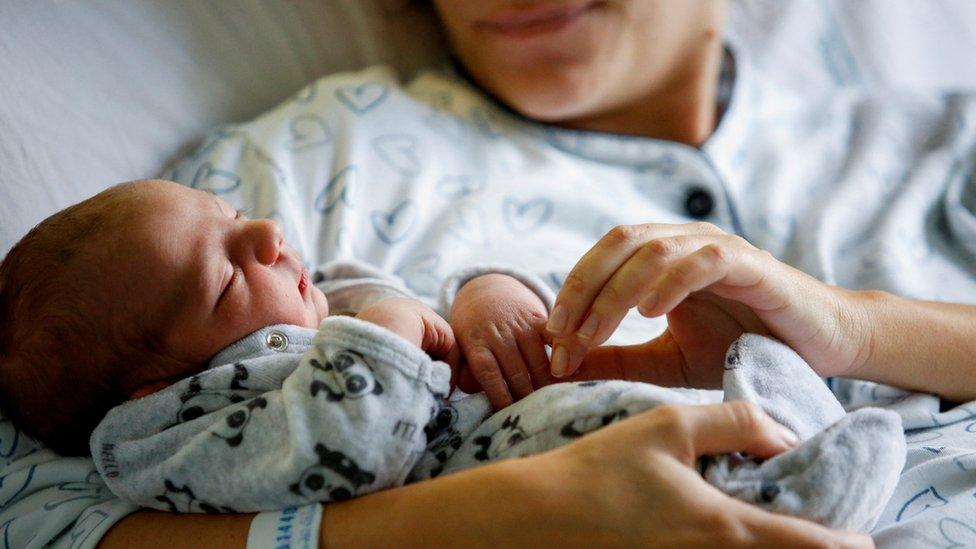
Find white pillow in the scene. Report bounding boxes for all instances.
[0,0,447,254]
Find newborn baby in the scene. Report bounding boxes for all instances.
[0,180,904,532]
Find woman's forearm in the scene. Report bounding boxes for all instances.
[98,510,253,548]
[323,455,575,548]
[99,456,573,549]
[851,290,976,402]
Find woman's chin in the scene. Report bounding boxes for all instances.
[497,80,600,123]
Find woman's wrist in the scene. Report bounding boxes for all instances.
[830,286,885,380]
[841,288,914,387]
[843,288,976,402]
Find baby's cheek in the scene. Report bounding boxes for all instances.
[312,288,329,325]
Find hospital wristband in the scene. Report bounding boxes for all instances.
[247,503,322,549]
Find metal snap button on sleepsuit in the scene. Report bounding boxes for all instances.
[266,331,289,351]
[684,186,715,219]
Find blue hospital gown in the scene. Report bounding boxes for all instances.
[3,45,976,546]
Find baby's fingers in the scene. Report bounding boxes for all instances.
[466,345,514,410]
[518,329,556,388]
[493,339,536,401]
[456,364,482,394]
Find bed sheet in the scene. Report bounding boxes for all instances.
[727,0,976,94]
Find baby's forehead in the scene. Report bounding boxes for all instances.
[106,185,218,287]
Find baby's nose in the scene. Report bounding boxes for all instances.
[247,218,283,265]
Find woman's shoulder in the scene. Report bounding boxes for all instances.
[164,64,454,188]
[284,65,407,114]
[189,63,490,167]
[744,75,976,161]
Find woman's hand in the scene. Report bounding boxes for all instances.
[529,401,871,547]
[545,222,871,385]
[450,273,555,409]
[323,401,870,548]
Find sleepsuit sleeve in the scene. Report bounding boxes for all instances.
[90,316,451,513]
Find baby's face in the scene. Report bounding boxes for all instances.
[119,181,328,371]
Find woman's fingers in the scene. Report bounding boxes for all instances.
[738,505,874,548]
[564,401,871,548]
[573,234,753,347]
[638,241,777,319]
[659,401,799,463]
[564,240,669,346]
[546,223,723,338]
[561,339,690,387]
[549,230,762,378]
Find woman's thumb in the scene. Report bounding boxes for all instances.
[669,402,799,462]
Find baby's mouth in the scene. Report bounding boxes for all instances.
[298,269,309,295]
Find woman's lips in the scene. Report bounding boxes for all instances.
[477,2,598,38]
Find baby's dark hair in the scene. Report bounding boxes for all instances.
[0,182,186,456]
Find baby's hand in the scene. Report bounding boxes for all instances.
[356,297,461,383]
[450,273,555,409]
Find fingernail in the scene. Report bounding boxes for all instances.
[546,304,567,334]
[551,346,569,378]
[777,425,799,447]
[577,314,599,340]
[638,290,658,316]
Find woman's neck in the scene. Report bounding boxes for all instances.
[558,33,725,148]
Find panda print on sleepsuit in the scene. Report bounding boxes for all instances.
[473,415,530,461]
[173,364,266,447]
[176,363,251,423]
[209,397,268,447]
[471,403,631,463]
[156,479,236,514]
[308,349,384,401]
[424,404,464,477]
[290,442,377,501]
[559,410,630,438]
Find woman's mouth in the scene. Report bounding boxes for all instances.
[478,2,601,38]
